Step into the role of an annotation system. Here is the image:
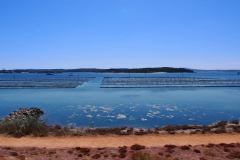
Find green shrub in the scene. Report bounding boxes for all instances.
[0,108,48,137]
[131,152,153,160]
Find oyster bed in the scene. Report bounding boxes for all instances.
[101,77,240,88]
[0,77,94,88]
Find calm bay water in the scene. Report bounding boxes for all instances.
[0,70,240,128]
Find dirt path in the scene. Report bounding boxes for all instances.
[0,134,240,148]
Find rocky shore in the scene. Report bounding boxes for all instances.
[48,120,240,136]
[0,108,240,137]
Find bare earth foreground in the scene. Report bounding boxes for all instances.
[1,134,240,160]
[1,134,240,148]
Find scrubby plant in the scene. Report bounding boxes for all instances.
[131,152,157,160]
[0,107,48,137]
[214,121,228,128]
[91,154,101,159]
[119,146,127,158]
[130,144,146,151]
[132,152,150,160]
[48,125,70,136]
[226,151,240,159]
[75,147,90,155]
[180,145,191,150]
[230,120,239,124]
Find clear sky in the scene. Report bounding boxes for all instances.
[0,0,240,69]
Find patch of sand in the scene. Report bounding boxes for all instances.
[0,134,240,148]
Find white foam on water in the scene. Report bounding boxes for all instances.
[116,114,127,119]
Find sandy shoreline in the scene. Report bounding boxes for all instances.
[1,133,240,148]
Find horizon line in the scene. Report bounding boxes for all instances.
[1,67,240,71]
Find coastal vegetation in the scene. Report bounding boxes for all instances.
[0,108,48,137]
[0,143,240,160]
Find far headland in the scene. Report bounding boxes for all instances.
[0,67,194,74]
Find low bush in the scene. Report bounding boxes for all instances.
[92,154,101,159]
[119,146,127,154]
[119,146,127,158]
[0,108,48,137]
[206,143,215,148]
[193,149,201,153]
[75,147,90,155]
[226,151,240,159]
[180,145,191,150]
[130,144,146,151]
[131,152,151,160]
[214,121,227,128]
[164,144,177,149]
[230,120,239,124]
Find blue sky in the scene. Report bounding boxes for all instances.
[0,0,240,69]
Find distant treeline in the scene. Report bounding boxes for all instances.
[0,67,194,74]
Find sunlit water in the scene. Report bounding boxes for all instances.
[0,70,240,128]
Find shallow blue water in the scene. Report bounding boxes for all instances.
[0,70,240,128]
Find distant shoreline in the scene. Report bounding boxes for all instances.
[0,67,194,74]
